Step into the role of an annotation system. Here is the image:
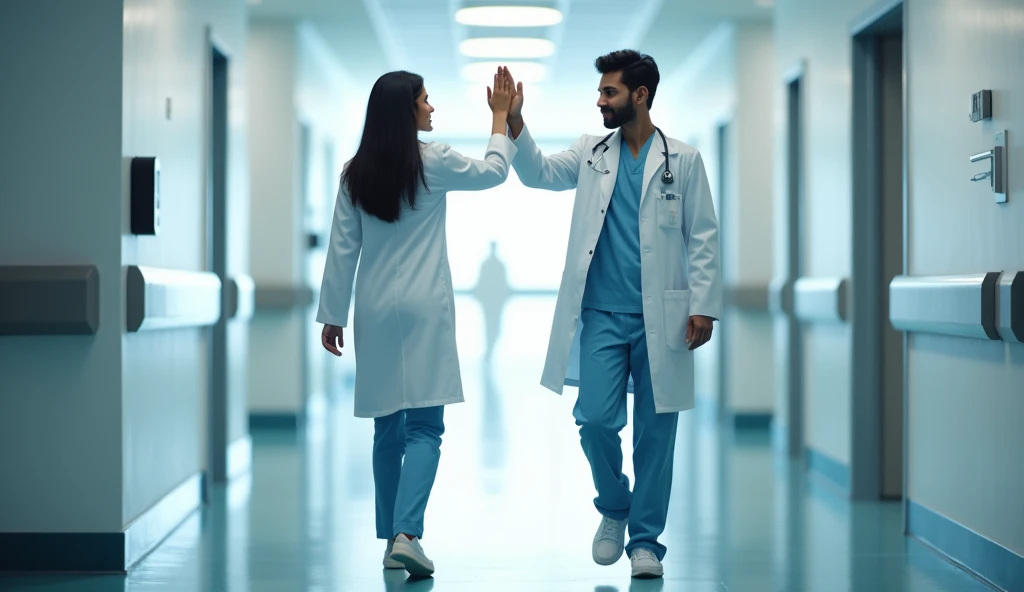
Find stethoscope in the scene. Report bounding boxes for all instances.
[586,126,674,185]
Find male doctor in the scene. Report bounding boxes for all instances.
[503,52,721,579]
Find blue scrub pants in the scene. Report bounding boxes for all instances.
[372,406,445,540]
[574,307,680,561]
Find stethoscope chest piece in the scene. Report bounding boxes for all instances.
[661,170,674,184]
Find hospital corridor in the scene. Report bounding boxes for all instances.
[1,0,1023,591]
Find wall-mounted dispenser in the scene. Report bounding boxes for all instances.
[969,90,992,122]
[131,157,161,235]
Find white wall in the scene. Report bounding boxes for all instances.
[773,0,880,465]
[247,21,354,416]
[731,24,777,416]
[247,22,301,416]
[905,0,1024,556]
[120,0,250,523]
[662,22,776,416]
[0,0,251,533]
[0,0,125,533]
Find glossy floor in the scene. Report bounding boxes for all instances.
[0,297,994,591]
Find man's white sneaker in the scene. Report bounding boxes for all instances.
[592,516,628,565]
[630,548,664,578]
[389,534,435,577]
[383,539,404,569]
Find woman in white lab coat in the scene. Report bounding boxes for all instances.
[316,68,517,577]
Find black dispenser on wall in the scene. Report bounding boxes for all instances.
[130,156,161,235]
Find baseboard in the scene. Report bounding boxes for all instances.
[249,411,301,430]
[124,472,204,569]
[908,500,1024,592]
[805,447,851,495]
[226,434,252,480]
[731,412,772,430]
[0,472,203,573]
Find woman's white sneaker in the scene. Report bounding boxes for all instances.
[383,539,404,569]
[592,516,628,565]
[630,548,664,578]
[389,534,435,577]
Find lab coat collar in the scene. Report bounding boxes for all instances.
[596,129,622,202]
[598,127,677,205]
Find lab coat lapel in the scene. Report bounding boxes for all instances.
[640,135,667,207]
[597,130,621,203]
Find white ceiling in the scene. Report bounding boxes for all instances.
[248,0,772,86]
[248,0,772,137]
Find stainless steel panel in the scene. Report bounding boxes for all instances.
[0,265,100,335]
[254,284,314,310]
[726,283,771,311]
[126,265,222,332]
[793,277,849,323]
[888,273,999,340]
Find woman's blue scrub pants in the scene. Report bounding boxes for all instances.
[372,406,445,539]
[574,307,680,561]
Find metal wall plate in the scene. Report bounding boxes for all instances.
[994,130,1007,203]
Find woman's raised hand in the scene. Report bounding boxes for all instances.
[487,66,514,115]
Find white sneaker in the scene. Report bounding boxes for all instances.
[383,539,404,569]
[592,516,627,565]
[630,548,664,578]
[389,534,435,577]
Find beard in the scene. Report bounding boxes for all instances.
[601,100,637,129]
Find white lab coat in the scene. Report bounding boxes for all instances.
[317,134,518,418]
[510,124,721,413]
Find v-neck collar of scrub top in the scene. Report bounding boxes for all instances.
[621,132,655,174]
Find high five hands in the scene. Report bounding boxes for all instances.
[486,66,514,114]
[486,66,524,119]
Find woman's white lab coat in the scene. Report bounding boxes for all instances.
[316,134,518,418]
[510,124,722,414]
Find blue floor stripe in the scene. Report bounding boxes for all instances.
[249,413,300,430]
[732,412,772,429]
[908,500,1024,592]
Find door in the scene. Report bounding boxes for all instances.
[772,67,805,457]
[206,37,230,489]
[851,0,905,500]
[716,121,731,421]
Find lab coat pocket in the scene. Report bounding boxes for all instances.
[663,289,691,351]
[657,194,681,229]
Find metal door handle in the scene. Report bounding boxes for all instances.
[968,131,1008,203]
[970,149,995,163]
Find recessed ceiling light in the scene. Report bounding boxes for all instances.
[459,37,555,59]
[461,61,548,84]
[455,6,563,27]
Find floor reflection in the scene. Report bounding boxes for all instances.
[0,296,996,592]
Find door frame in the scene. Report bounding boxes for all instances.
[772,59,807,457]
[715,118,733,423]
[849,0,905,501]
[204,26,233,493]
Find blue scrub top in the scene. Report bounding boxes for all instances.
[582,132,655,314]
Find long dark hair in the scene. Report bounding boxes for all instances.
[342,71,428,223]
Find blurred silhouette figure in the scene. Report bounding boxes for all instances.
[471,241,512,361]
